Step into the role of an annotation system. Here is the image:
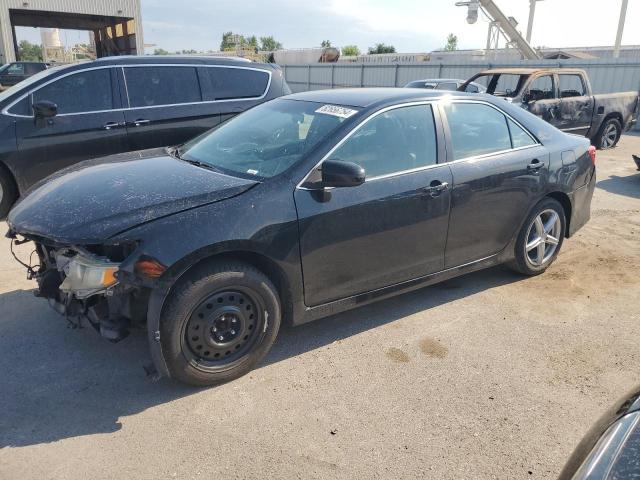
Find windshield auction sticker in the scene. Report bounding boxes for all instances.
[315,105,358,119]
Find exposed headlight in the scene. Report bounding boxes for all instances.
[59,253,120,299]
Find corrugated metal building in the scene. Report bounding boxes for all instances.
[0,0,143,63]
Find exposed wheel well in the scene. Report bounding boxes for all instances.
[547,191,572,237]
[172,250,294,325]
[593,113,623,140]
[0,160,19,195]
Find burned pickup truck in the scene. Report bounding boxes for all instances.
[461,68,639,149]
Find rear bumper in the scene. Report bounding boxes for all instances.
[568,167,596,237]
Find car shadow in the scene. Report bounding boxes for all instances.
[0,265,522,448]
[596,173,640,199]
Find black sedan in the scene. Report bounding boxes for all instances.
[6,88,596,386]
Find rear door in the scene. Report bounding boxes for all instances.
[121,65,220,150]
[13,67,129,188]
[294,103,452,306]
[440,101,549,267]
[557,73,593,135]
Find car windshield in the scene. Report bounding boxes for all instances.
[179,99,357,179]
[470,73,529,97]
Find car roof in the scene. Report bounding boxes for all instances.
[92,55,273,68]
[286,87,479,108]
[408,78,463,83]
[478,68,585,75]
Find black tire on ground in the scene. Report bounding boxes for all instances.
[0,166,17,219]
[593,117,622,150]
[160,261,281,387]
[509,197,566,276]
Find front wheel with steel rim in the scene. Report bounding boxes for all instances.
[509,198,566,276]
[160,261,281,386]
[594,118,621,150]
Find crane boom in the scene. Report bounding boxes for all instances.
[478,0,541,59]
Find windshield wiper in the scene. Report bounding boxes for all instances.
[167,146,221,172]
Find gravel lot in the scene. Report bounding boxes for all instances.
[1,134,639,480]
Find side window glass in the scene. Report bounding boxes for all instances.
[527,75,554,101]
[437,82,458,91]
[443,103,511,160]
[7,64,24,75]
[466,84,479,93]
[8,96,31,116]
[32,69,113,114]
[201,67,269,101]
[559,74,586,98]
[508,118,536,148]
[125,66,201,107]
[328,105,437,178]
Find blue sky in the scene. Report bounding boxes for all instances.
[15,0,640,53]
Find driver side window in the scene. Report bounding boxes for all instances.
[32,69,114,115]
[527,75,555,101]
[327,105,437,179]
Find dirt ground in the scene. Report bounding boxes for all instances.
[1,135,639,480]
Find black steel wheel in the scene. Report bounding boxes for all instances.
[160,261,281,386]
[183,288,264,370]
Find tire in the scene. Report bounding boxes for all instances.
[509,198,566,276]
[0,166,17,219]
[160,261,281,387]
[593,117,622,150]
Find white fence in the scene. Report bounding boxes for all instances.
[282,58,640,95]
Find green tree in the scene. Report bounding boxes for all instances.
[220,31,246,51]
[17,40,43,61]
[153,48,170,55]
[368,43,395,54]
[341,45,360,56]
[321,40,332,48]
[247,35,258,48]
[444,33,458,51]
[259,36,282,51]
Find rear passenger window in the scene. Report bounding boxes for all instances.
[443,103,511,159]
[559,74,586,98]
[125,66,201,107]
[201,67,269,100]
[508,119,536,148]
[32,69,113,114]
[328,105,437,178]
[527,75,554,101]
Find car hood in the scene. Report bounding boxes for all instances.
[7,148,258,244]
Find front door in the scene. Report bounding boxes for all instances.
[522,74,562,130]
[294,104,452,306]
[120,65,220,150]
[557,73,593,135]
[440,101,549,267]
[15,67,129,188]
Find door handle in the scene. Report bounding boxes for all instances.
[103,121,125,130]
[422,181,449,198]
[131,119,151,127]
[527,159,544,172]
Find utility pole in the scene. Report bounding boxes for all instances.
[613,0,628,58]
[526,0,543,44]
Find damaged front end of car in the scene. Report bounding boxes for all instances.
[7,230,150,343]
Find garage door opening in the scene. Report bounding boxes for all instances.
[9,8,138,61]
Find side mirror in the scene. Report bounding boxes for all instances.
[321,160,365,188]
[522,92,532,104]
[33,100,57,119]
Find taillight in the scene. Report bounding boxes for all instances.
[588,145,596,165]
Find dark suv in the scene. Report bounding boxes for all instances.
[0,56,289,216]
[0,61,49,89]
